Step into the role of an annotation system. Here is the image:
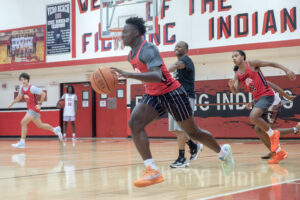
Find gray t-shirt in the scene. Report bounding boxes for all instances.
[19,85,42,96]
[129,41,163,70]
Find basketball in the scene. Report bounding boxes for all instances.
[91,67,118,94]
[58,100,65,108]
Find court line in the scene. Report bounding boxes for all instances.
[198,177,300,200]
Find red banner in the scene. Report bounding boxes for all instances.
[130,75,300,138]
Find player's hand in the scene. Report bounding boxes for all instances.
[228,79,235,88]
[8,104,13,109]
[35,104,41,110]
[285,69,296,80]
[245,102,253,110]
[111,67,130,78]
[286,94,296,101]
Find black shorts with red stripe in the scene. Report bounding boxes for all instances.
[140,86,193,122]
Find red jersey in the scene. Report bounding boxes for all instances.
[236,62,274,100]
[21,85,40,113]
[129,40,180,96]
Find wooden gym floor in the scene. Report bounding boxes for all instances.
[0,138,300,200]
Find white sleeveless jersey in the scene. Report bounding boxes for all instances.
[63,94,77,116]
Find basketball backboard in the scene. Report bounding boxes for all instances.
[99,0,160,40]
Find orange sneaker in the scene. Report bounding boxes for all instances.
[134,166,164,187]
[268,150,288,164]
[269,130,280,152]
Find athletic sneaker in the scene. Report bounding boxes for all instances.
[261,152,273,160]
[219,144,234,176]
[190,143,203,162]
[12,140,25,149]
[72,135,77,141]
[134,166,164,187]
[54,126,63,141]
[269,130,280,152]
[170,157,189,168]
[268,150,288,164]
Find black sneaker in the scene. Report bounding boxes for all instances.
[190,144,203,162]
[170,157,189,168]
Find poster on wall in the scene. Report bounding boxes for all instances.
[0,25,45,65]
[46,2,71,55]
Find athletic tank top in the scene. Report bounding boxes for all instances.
[236,62,274,100]
[63,94,76,116]
[128,40,180,96]
[21,85,40,113]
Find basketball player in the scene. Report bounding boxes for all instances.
[228,50,297,164]
[57,85,78,141]
[168,41,203,168]
[111,17,234,187]
[8,73,63,148]
[245,81,299,160]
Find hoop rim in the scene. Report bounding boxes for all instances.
[109,28,123,32]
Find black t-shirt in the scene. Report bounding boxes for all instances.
[173,56,195,98]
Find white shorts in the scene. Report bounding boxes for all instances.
[63,116,75,122]
[168,97,195,132]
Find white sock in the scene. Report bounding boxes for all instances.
[72,133,75,137]
[20,138,25,143]
[266,128,274,136]
[63,133,66,137]
[218,146,227,160]
[144,158,157,170]
[275,146,281,153]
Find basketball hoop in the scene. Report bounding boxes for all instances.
[108,28,124,51]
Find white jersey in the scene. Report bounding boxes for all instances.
[62,93,77,116]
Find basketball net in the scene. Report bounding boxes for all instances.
[109,28,124,51]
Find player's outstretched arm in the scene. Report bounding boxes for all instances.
[268,81,296,101]
[168,61,185,72]
[249,60,296,81]
[8,95,23,108]
[111,66,163,83]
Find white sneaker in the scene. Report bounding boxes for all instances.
[54,126,63,141]
[219,144,234,176]
[190,143,204,162]
[12,140,25,149]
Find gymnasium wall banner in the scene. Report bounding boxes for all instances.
[0,25,45,65]
[46,2,71,55]
[73,0,300,59]
[130,75,300,138]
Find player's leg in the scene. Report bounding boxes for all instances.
[249,96,281,152]
[167,87,234,174]
[71,120,76,140]
[32,116,63,141]
[129,95,164,187]
[12,113,34,148]
[63,118,68,140]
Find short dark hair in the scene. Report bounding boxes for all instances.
[67,85,75,94]
[125,17,146,36]
[19,72,30,81]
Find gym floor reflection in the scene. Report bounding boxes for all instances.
[1,139,300,200]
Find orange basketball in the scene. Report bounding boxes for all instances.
[91,67,118,94]
[58,100,65,108]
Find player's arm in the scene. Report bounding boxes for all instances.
[35,91,46,110]
[112,66,162,82]
[56,94,65,107]
[8,95,23,108]
[168,61,185,72]
[249,60,296,80]
[267,81,296,101]
[112,45,163,82]
[228,74,240,94]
